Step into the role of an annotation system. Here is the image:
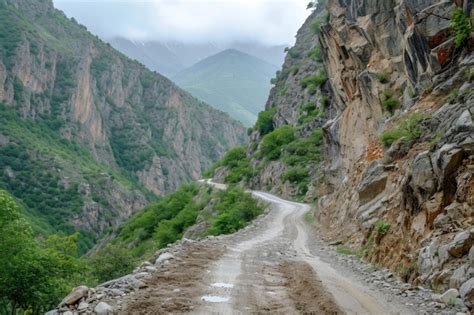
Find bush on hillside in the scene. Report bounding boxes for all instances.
[207,187,264,235]
[381,113,426,147]
[451,8,472,48]
[255,108,277,136]
[259,126,296,160]
[0,190,84,314]
[283,167,308,183]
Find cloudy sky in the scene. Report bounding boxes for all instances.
[53,0,311,45]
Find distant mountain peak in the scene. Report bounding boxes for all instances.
[172,49,279,127]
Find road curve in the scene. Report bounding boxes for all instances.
[192,180,414,314]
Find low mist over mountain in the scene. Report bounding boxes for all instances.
[108,37,286,77]
[172,49,279,126]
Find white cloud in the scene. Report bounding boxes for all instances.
[53,0,311,45]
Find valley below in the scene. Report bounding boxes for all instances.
[54,182,469,315]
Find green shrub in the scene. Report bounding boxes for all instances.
[204,147,253,184]
[89,244,137,283]
[282,128,323,166]
[375,220,390,235]
[381,113,426,147]
[308,45,323,62]
[381,89,401,114]
[383,98,401,114]
[451,8,472,48]
[376,72,390,84]
[300,71,327,94]
[207,187,263,235]
[0,191,84,314]
[310,19,321,34]
[290,66,300,75]
[288,48,301,59]
[298,101,325,124]
[321,95,330,108]
[381,129,405,147]
[260,126,296,160]
[221,147,247,168]
[283,167,308,183]
[270,70,282,85]
[255,108,276,136]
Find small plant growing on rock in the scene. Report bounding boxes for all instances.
[321,95,330,108]
[310,19,321,34]
[381,112,426,147]
[375,220,390,235]
[381,89,401,115]
[451,8,472,48]
[290,66,300,75]
[376,72,390,84]
[300,70,327,94]
[308,45,323,62]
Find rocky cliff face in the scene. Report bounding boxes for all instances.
[216,0,474,304]
[319,0,473,297]
[0,0,246,249]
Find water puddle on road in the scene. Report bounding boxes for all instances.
[201,295,230,302]
[211,282,234,288]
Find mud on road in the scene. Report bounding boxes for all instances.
[117,187,419,314]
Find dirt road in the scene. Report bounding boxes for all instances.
[122,183,416,314]
[191,189,414,314]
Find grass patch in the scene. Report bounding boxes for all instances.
[336,246,360,257]
[381,89,401,114]
[375,220,390,235]
[308,45,323,62]
[381,112,426,147]
[304,211,315,224]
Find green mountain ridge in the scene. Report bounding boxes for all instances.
[173,49,279,127]
[0,0,246,252]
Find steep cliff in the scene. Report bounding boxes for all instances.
[0,0,246,250]
[212,0,474,301]
[318,0,473,295]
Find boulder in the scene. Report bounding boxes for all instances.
[434,144,464,187]
[60,285,89,305]
[450,265,469,289]
[155,252,174,265]
[94,302,114,315]
[411,151,437,203]
[448,231,473,258]
[77,301,89,311]
[438,288,459,304]
[358,161,388,205]
[45,311,58,315]
[418,241,437,274]
[460,278,474,308]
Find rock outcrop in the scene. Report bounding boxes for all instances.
[213,0,473,308]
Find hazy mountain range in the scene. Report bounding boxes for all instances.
[108,37,287,78]
[172,49,279,126]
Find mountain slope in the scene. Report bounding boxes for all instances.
[210,0,474,304]
[0,0,246,251]
[173,49,279,126]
